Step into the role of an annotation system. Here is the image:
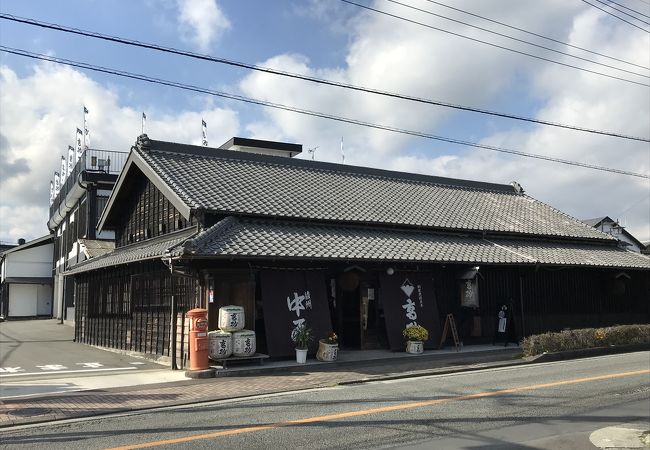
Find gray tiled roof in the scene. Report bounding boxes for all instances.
[136,139,610,241]
[66,228,197,274]
[170,217,650,269]
[78,239,115,259]
[493,239,650,268]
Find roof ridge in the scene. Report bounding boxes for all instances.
[143,137,516,194]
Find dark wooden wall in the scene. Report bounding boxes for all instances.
[432,265,649,341]
[74,260,198,358]
[114,177,196,248]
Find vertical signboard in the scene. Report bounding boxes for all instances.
[260,270,332,357]
[379,272,441,351]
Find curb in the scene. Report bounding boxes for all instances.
[212,347,522,377]
[527,344,650,363]
[2,346,647,429]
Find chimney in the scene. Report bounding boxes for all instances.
[18,238,25,245]
[219,137,302,158]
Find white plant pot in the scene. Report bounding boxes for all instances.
[406,340,424,354]
[295,348,308,364]
[316,340,338,362]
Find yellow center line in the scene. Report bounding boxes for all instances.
[107,369,650,450]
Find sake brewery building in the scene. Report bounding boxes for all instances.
[66,135,650,366]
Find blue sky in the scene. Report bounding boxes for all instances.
[0,0,649,243]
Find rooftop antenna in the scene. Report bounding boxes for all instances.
[307,146,319,160]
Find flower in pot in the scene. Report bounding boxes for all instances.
[291,324,313,364]
[316,332,339,362]
[403,324,429,354]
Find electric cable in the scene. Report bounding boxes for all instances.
[338,0,649,85]
[580,0,650,32]
[420,0,648,70]
[1,13,648,142]
[603,0,650,19]
[2,45,648,179]
[383,0,648,78]
[590,0,650,23]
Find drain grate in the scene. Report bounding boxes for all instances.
[9,407,51,417]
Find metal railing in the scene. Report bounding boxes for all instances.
[50,149,128,219]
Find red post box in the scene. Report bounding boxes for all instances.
[187,308,209,371]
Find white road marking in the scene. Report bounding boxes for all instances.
[0,366,138,378]
[0,367,25,373]
[76,362,104,368]
[35,364,68,371]
[129,362,145,365]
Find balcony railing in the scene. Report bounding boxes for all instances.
[49,149,128,220]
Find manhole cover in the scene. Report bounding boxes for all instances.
[9,408,51,417]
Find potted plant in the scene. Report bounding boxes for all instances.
[403,324,429,354]
[291,324,313,364]
[316,332,339,362]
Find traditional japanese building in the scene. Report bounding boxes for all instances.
[66,134,650,366]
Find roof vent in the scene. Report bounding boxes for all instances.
[219,137,302,158]
[510,181,524,194]
[17,238,25,245]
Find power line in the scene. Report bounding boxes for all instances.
[604,0,650,19]
[581,0,650,32]
[338,0,649,86]
[1,14,648,143]
[383,0,648,78]
[421,0,648,71]
[2,45,648,180]
[590,0,650,23]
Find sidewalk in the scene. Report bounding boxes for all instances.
[0,345,523,428]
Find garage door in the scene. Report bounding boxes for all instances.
[8,284,38,317]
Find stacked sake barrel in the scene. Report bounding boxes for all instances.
[208,305,256,360]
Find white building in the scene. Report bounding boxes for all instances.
[0,235,54,318]
[582,216,646,253]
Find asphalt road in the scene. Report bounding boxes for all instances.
[1,352,648,449]
[0,319,165,380]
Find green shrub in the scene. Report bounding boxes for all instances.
[520,324,650,357]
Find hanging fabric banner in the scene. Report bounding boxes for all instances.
[379,272,441,351]
[76,128,84,160]
[49,180,54,205]
[54,171,60,195]
[83,105,90,149]
[67,145,75,176]
[201,119,208,146]
[60,155,67,183]
[260,270,332,357]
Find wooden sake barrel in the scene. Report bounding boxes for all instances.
[218,305,245,332]
[208,330,232,359]
[232,329,256,356]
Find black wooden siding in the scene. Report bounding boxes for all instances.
[74,260,198,358]
[114,177,195,248]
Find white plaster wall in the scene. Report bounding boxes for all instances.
[3,243,54,278]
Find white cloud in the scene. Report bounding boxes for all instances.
[237,0,650,241]
[176,0,230,51]
[0,62,240,243]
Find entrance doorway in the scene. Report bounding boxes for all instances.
[337,275,388,350]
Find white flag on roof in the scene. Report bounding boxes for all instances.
[60,155,67,182]
[202,119,208,146]
[76,128,83,160]
[83,106,90,149]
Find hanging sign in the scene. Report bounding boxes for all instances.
[379,272,441,351]
[260,270,332,357]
